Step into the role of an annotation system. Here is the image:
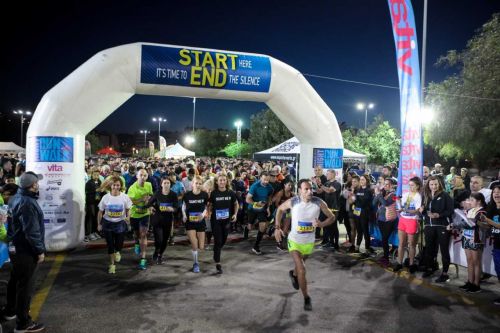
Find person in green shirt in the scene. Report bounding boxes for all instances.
[128,168,153,270]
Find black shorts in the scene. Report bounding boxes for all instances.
[130,216,150,232]
[185,220,207,232]
[247,209,269,224]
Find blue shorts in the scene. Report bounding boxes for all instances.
[130,216,150,231]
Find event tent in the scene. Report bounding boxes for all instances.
[96,147,120,155]
[164,142,195,159]
[0,142,25,153]
[253,137,367,163]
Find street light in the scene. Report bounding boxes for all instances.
[139,130,149,148]
[234,120,243,157]
[185,135,195,145]
[152,117,166,149]
[13,110,32,147]
[356,102,374,132]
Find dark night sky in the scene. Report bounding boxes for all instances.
[1,0,499,143]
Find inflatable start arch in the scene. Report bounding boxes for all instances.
[26,43,343,251]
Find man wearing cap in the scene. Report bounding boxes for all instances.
[3,171,46,332]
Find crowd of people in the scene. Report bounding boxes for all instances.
[0,152,500,330]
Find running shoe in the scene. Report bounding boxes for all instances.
[493,298,500,305]
[138,259,147,270]
[156,255,164,265]
[169,238,175,246]
[304,296,312,311]
[434,273,450,283]
[193,263,200,273]
[348,245,356,253]
[14,321,45,333]
[152,252,158,262]
[289,270,299,290]
[134,244,141,256]
[115,252,121,263]
[409,264,418,274]
[459,281,473,291]
[83,236,90,243]
[393,263,403,272]
[252,247,262,255]
[108,264,116,274]
[89,233,98,241]
[0,307,16,320]
[467,284,482,293]
[216,264,223,274]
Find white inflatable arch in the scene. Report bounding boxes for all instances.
[26,43,343,251]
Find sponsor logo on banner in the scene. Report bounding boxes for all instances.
[141,45,272,93]
[47,164,63,172]
[47,179,63,186]
[33,136,74,163]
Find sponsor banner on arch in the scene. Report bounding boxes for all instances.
[141,45,272,93]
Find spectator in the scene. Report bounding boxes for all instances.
[461,168,471,191]
[445,166,457,194]
[470,176,492,204]
[452,175,470,209]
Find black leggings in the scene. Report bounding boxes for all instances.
[212,220,230,263]
[85,203,98,235]
[424,226,451,273]
[338,209,351,243]
[104,230,125,254]
[355,213,370,249]
[323,222,339,247]
[377,220,397,258]
[153,220,173,256]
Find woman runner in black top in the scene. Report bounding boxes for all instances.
[182,175,209,273]
[147,177,178,265]
[208,174,239,274]
[273,179,294,251]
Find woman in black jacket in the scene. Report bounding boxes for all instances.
[354,174,374,254]
[419,176,454,282]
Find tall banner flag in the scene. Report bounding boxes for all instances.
[387,0,423,195]
[84,140,91,157]
[159,136,167,152]
[149,141,155,157]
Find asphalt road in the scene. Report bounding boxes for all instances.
[1,236,500,333]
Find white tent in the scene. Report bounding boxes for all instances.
[0,142,25,153]
[253,137,367,163]
[165,142,195,159]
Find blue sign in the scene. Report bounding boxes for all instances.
[141,45,271,93]
[312,148,343,169]
[34,137,73,163]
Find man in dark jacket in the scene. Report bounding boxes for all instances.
[2,171,46,332]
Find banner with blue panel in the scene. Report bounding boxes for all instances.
[34,136,74,163]
[312,148,343,169]
[141,45,271,93]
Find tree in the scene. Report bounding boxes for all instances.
[191,128,232,156]
[342,115,400,165]
[223,141,251,158]
[425,14,500,168]
[248,108,292,153]
[85,131,102,154]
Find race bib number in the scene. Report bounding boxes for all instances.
[107,204,123,218]
[353,207,362,216]
[189,212,203,222]
[159,203,172,212]
[463,228,474,239]
[253,202,265,211]
[297,221,314,234]
[216,209,230,220]
[135,205,147,214]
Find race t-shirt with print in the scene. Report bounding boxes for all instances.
[127,181,153,218]
[400,192,422,219]
[209,189,237,223]
[247,180,274,211]
[148,190,178,225]
[487,205,500,249]
[183,191,209,223]
[98,192,133,223]
[288,196,322,245]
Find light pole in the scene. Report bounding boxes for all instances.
[139,130,149,148]
[192,97,196,134]
[356,102,374,132]
[13,110,32,147]
[234,120,243,157]
[152,117,166,149]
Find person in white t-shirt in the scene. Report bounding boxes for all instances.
[394,177,422,274]
[98,175,132,274]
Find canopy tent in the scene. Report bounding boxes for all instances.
[0,142,25,153]
[165,142,195,159]
[96,147,120,156]
[253,137,367,163]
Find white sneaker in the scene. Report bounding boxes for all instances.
[93,232,102,239]
[83,236,90,243]
[89,234,98,241]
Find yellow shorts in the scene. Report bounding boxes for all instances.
[287,239,314,256]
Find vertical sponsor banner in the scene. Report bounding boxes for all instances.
[387,0,423,195]
[159,136,167,152]
[84,140,91,157]
[148,141,155,157]
[27,136,74,237]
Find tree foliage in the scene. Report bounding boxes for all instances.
[342,115,400,165]
[248,108,293,153]
[85,131,102,154]
[191,128,233,156]
[223,141,251,158]
[425,14,500,168]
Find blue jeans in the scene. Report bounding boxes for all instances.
[493,248,500,278]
